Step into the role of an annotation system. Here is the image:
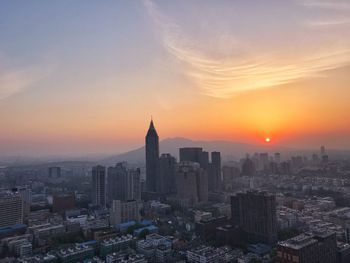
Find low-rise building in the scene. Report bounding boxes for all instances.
[277,229,337,263]
[99,234,136,258]
[56,243,95,263]
[136,234,172,262]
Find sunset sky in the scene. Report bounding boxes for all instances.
[0,0,350,156]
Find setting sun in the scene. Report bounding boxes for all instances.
[265,137,271,143]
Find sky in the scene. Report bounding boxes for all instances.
[0,0,350,156]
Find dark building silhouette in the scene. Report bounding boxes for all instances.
[280,161,291,174]
[241,157,256,176]
[179,147,208,169]
[53,193,75,213]
[274,152,281,163]
[277,230,337,263]
[156,153,176,194]
[231,191,277,244]
[201,151,209,170]
[222,166,240,191]
[92,165,106,208]
[195,216,228,241]
[175,161,208,207]
[259,153,269,170]
[107,162,141,203]
[322,155,329,164]
[209,151,221,191]
[145,119,159,192]
[107,162,128,202]
[49,167,61,178]
[180,147,221,194]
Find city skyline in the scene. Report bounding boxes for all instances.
[0,0,350,156]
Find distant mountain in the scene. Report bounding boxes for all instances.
[101,137,292,165]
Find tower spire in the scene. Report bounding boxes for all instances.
[149,117,155,130]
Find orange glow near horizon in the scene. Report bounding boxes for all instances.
[0,0,350,156]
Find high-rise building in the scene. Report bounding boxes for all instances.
[274,153,281,164]
[156,154,176,194]
[0,192,23,228]
[222,165,240,191]
[107,162,128,202]
[291,156,304,171]
[110,200,140,226]
[259,153,269,170]
[145,119,159,192]
[107,163,141,203]
[49,167,61,178]
[322,155,329,164]
[53,193,75,213]
[277,230,337,263]
[231,191,277,244]
[175,161,208,207]
[321,145,326,156]
[92,165,106,208]
[280,161,291,175]
[126,168,141,201]
[16,186,31,217]
[209,151,221,192]
[201,151,209,170]
[241,157,256,176]
[179,147,209,169]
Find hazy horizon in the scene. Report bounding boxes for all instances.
[1,136,349,160]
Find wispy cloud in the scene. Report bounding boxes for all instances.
[144,0,350,98]
[0,66,48,100]
[299,0,350,28]
[298,0,350,10]
[306,19,350,28]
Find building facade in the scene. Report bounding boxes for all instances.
[0,192,23,228]
[175,161,208,207]
[231,191,277,244]
[277,230,337,263]
[92,165,106,208]
[110,200,140,226]
[156,154,176,195]
[145,119,159,192]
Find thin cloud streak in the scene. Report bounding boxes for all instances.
[298,0,350,10]
[306,19,350,27]
[0,66,48,100]
[144,0,350,98]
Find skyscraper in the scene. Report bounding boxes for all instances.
[107,162,128,202]
[0,191,23,228]
[107,162,141,203]
[231,191,277,244]
[209,151,221,191]
[92,165,106,208]
[145,119,159,192]
[175,161,208,207]
[179,147,208,169]
[48,167,61,178]
[156,153,176,194]
[126,168,141,201]
[241,157,256,176]
[274,153,281,164]
[110,200,140,226]
[259,153,269,170]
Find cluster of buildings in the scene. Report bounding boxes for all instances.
[0,120,350,262]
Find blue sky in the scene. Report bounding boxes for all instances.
[0,0,349,156]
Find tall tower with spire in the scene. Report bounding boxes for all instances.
[145,118,159,192]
